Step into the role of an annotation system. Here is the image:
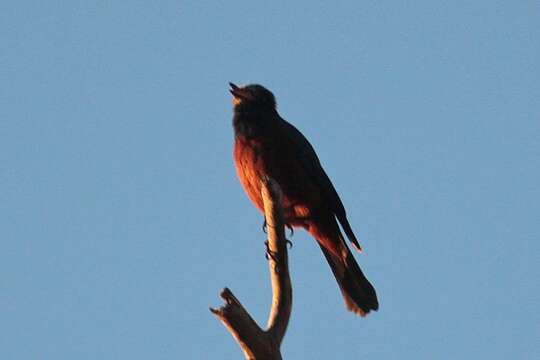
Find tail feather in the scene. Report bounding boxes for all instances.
[338,216,363,252]
[319,244,379,316]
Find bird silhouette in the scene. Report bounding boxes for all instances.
[230,83,378,316]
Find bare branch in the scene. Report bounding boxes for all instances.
[211,177,292,359]
[261,177,292,345]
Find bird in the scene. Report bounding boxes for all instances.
[229,82,379,316]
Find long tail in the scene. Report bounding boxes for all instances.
[318,242,379,316]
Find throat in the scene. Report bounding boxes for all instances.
[233,110,275,139]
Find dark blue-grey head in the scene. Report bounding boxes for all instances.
[229,83,276,111]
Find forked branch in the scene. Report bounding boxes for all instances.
[210,177,292,359]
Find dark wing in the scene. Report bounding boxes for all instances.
[279,118,362,251]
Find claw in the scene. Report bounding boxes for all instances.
[262,218,267,234]
[286,224,294,237]
[264,240,278,263]
[286,239,293,249]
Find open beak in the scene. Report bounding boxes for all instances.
[229,82,253,100]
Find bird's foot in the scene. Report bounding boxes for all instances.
[264,240,278,262]
[265,240,286,274]
[263,218,293,237]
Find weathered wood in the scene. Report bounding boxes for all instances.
[210,177,292,359]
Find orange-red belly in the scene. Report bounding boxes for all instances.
[233,137,322,227]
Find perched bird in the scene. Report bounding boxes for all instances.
[230,83,378,316]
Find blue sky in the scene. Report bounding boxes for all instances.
[1,1,539,359]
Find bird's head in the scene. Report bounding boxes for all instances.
[229,83,276,111]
